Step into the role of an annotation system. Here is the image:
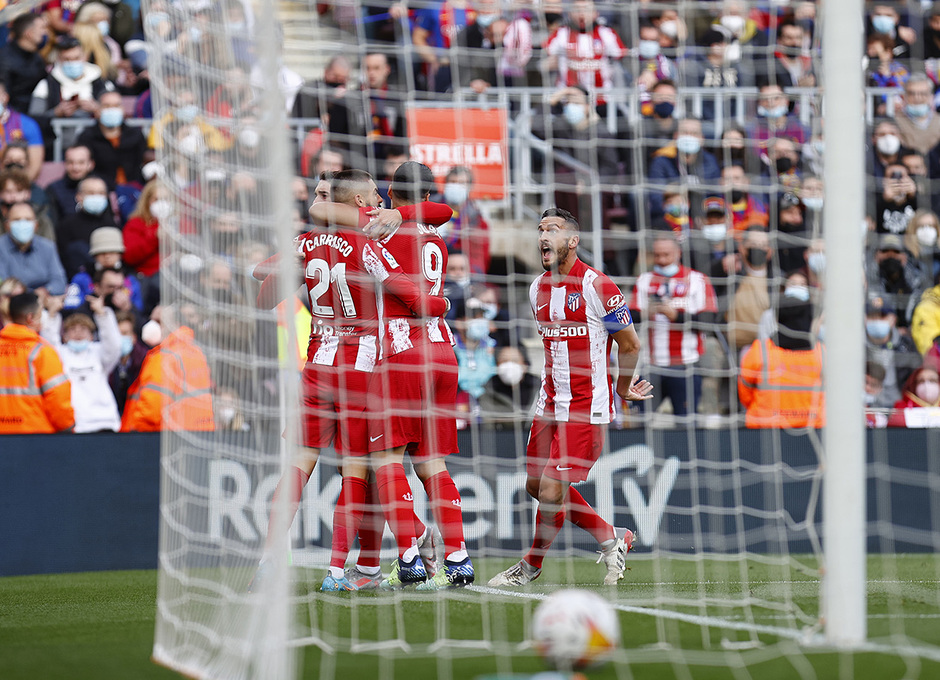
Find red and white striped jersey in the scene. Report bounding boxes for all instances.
[543,24,626,96]
[377,221,453,357]
[629,265,718,367]
[297,225,381,371]
[530,258,633,424]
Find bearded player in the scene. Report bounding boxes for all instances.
[488,208,653,587]
[253,169,452,592]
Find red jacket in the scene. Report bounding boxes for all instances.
[123,216,160,277]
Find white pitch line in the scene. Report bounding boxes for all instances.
[468,585,940,662]
[469,585,806,640]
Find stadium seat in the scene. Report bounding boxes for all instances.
[36,161,65,189]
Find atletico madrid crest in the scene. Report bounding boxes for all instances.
[567,292,581,312]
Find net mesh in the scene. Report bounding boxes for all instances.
[148,1,940,679]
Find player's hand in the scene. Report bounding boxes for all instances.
[618,375,654,402]
[364,207,403,240]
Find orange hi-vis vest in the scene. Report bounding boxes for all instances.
[738,338,825,429]
[0,323,75,433]
[120,326,215,432]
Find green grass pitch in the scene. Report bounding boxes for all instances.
[3,557,940,680]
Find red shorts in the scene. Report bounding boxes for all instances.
[298,344,373,456]
[525,418,607,483]
[367,342,458,459]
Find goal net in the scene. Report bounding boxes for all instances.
[148,1,940,679]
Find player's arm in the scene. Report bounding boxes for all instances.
[611,325,653,402]
[252,253,280,281]
[362,243,448,317]
[363,201,455,239]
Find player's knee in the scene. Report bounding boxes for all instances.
[538,479,566,507]
[525,478,541,499]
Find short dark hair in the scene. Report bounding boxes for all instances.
[318,171,334,182]
[331,169,374,205]
[10,13,41,41]
[391,161,435,204]
[866,360,886,383]
[9,291,40,324]
[541,207,580,232]
[93,266,124,285]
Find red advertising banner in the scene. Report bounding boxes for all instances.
[406,106,509,199]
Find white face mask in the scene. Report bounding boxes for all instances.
[916,380,940,404]
[659,20,678,38]
[917,225,938,247]
[876,134,901,156]
[702,223,727,242]
[864,391,878,406]
[497,361,525,386]
[720,15,746,35]
[784,285,810,302]
[150,199,173,221]
[443,183,469,206]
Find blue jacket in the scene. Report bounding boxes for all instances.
[0,233,67,295]
[647,147,721,219]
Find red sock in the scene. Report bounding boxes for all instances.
[565,486,614,545]
[330,476,367,570]
[524,506,565,570]
[356,480,384,569]
[375,463,418,556]
[265,466,310,550]
[423,471,465,556]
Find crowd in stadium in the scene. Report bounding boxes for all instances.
[4,0,940,433]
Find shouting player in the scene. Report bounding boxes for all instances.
[253,169,451,592]
[488,208,653,587]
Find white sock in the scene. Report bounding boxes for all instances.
[402,545,419,562]
[329,566,345,579]
[356,564,380,576]
[445,549,468,563]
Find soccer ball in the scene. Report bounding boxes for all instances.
[531,589,620,670]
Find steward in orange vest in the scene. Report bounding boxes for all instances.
[0,292,74,433]
[121,314,215,432]
[738,294,825,429]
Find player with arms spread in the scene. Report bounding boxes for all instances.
[489,208,653,587]
[253,169,451,592]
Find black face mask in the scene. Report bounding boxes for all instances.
[746,248,768,267]
[779,219,804,233]
[879,257,904,282]
[731,189,747,204]
[775,157,793,174]
[653,101,675,118]
[544,12,563,25]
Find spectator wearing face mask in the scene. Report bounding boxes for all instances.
[903,209,940,279]
[775,192,809,274]
[434,166,490,276]
[632,22,677,98]
[865,33,909,118]
[0,81,45,182]
[42,294,122,432]
[888,365,940,427]
[648,118,720,221]
[480,345,539,425]
[727,226,773,356]
[864,295,920,408]
[866,233,928,331]
[868,119,909,183]
[630,233,718,418]
[0,202,67,296]
[738,286,824,429]
[55,176,117,278]
[866,3,915,63]
[864,360,887,416]
[639,79,678,164]
[892,75,940,158]
[803,238,826,290]
[0,167,57,244]
[746,83,809,146]
[77,89,147,192]
[875,162,918,235]
[757,270,814,341]
[29,36,116,158]
[680,28,754,128]
[453,295,499,428]
[108,309,146,414]
[690,197,735,301]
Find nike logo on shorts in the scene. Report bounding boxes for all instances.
[370,435,383,442]
[556,465,572,471]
